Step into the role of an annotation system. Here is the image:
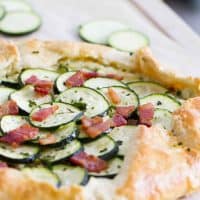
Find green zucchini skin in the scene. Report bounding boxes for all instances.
[56,87,110,117]
[52,164,89,186]
[89,157,123,178]
[0,143,40,163]
[83,136,119,160]
[40,140,83,164]
[31,122,79,147]
[29,102,83,129]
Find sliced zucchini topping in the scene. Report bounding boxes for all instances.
[20,68,59,86]
[31,122,78,147]
[84,77,125,89]
[56,71,76,92]
[0,143,39,163]
[108,126,137,157]
[30,103,83,128]
[22,167,60,187]
[10,85,52,113]
[140,94,180,112]
[52,164,88,186]
[0,115,27,133]
[153,109,173,131]
[100,86,139,107]
[0,87,15,104]
[89,157,123,178]
[56,87,109,117]
[83,136,118,160]
[128,81,168,97]
[40,140,82,163]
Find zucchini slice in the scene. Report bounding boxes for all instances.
[1,76,19,89]
[56,71,76,92]
[100,86,139,107]
[22,167,60,187]
[84,77,125,89]
[89,157,123,178]
[0,143,39,163]
[108,30,149,52]
[79,20,129,44]
[52,164,88,186]
[56,87,109,117]
[140,94,180,112]
[128,81,168,97]
[83,136,118,160]
[0,115,27,133]
[30,103,83,129]
[0,11,41,35]
[20,68,59,86]
[0,87,15,104]
[0,0,32,12]
[108,126,137,156]
[32,122,78,147]
[40,140,82,163]
[10,85,52,113]
[153,109,172,131]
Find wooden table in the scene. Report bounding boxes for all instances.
[1,1,200,199]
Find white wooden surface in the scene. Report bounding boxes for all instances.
[1,1,200,198]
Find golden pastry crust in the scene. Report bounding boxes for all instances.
[173,97,200,150]
[116,125,200,200]
[0,38,200,200]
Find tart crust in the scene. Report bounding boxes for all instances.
[0,38,200,200]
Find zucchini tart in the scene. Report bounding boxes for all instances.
[0,39,200,200]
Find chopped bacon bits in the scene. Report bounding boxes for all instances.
[107,88,121,104]
[81,116,110,138]
[104,73,123,81]
[70,151,108,172]
[31,105,59,122]
[116,106,135,118]
[65,71,99,88]
[39,134,56,145]
[25,75,53,96]
[81,116,103,129]
[0,100,19,118]
[112,114,127,127]
[138,103,154,127]
[65,71,85,87]
[0,162,8,168]
[84,120,112,138]
[0,124,39,146]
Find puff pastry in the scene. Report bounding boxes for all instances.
[0,38,200,200]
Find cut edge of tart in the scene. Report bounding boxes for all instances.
[0,39,200,200]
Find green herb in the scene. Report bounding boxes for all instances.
[29,100,37,107]
[32,51,39,54]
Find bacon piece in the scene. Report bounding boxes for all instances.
[39,134,56,145]
[116,106,135,118]
[0,100,19,118]
[104,73,123,81]
[112,114,127,127]
[82,71,98,79]
[81,116,103,129]
[31,105,59,122]
[65,71,85,87]
[0,162,8,168]
[107,88,121,104]
[84,120,112,138]
[65,71,98,88]
[70,151,108,172]
[0,124,39,146]
[138,103,154,127]
[25,75,53,96]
